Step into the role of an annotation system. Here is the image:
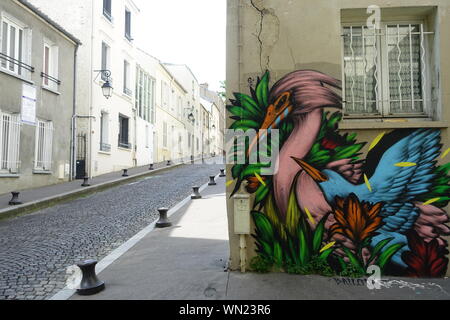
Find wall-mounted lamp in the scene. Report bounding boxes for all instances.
[94,70,113,99]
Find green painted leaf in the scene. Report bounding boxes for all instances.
[312,217,326,253]
[376,243,405,271]
[366,237,394,268]
[286,173,301,235]
[252,211,274,244]
[254,185,270,207]
[342,247,365,274]
[273,241,283,267]
[298,224,310,265]
[332,143,365,160]
[256,72,270,109]
[318,248,334,262]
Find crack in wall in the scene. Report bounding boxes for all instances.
[249,0,280,74]
[250,0,265,73]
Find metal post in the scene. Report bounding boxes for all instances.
[191,186,202,199]
[149,163,154,171]
[9,192,22,206]
[219,169,226,177]
[81,177,90,187]
[76,260,105,296]
[208,176,217,186]
[156,208,172,228]
[122,169,129,177]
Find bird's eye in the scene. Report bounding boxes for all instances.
[274,92,291,111]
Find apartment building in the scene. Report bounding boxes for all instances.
[0,0,79,195]
[29,0,148,177]
[227,1,450,276]
[200,83,225,156]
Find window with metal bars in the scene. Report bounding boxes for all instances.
[34,119,53,171]
[103,0,112,21]
[342,22,432,118]
[0,111,21,174]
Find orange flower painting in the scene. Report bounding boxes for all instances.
[330,193,384,245]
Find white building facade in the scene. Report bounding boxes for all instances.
[29,0,154,177]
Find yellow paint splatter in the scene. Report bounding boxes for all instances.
[364,174,372,192]
[395,162,417,167]
[369,132,386,151]
[304,207,316,225]
[254,172,267,187]
[226,180,234,187]
[423,198,441,206]
[320,242,336,253]
[441,148,450,159]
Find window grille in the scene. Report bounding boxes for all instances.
[342,23,432,117]
[0,111,21,174]
[34,120,53,171]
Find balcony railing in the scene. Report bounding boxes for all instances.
[0,52,35,73]
[103,9,112,22]
[41,72,61,85]
[100,142,111,152]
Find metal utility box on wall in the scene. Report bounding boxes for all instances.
[233,194,251,235]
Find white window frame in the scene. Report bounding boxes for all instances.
[163,121,168,148]
[341,20,432,119]
[34,119,53,172]
[42,39,59,91]
[0,111,21,174]
[100,111,110,152]
[0,13,31,78]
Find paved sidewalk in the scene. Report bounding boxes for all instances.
[68,176,450,300]
[0,157,217,218]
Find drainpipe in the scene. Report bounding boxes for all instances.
[70,44,79,181]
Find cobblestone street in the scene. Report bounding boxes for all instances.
[0,162,223,300]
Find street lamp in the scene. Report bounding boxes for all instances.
[94,70,113,99]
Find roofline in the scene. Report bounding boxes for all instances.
[15,0,81,45]
[162,63,199,84]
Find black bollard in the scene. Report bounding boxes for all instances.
[149,163,154,171]
[219,169,226,177]
[191,186,202,200]
[76,260,105,296]
[155,208,172,228]
[81,177,90,187]
[122,169,129,177]
[191,155,194,164]
[167,160,171,166]
[208,176,217,186]
[9,192,22,206]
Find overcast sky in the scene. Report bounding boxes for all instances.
[135,0,226,92]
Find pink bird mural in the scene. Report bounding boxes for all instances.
[228,70,450,277]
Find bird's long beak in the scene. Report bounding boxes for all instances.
[291,157,328,182]
[247,92,292,157]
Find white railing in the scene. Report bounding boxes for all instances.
[0,111,21,174]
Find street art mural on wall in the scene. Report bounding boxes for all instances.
[228,70,450,277]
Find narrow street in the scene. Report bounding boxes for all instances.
[0,162,223,300]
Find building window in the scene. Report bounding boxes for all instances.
[135,66,155,123]
[42,40,59,91]
[101,42,110,81]
[342,23,431,118]
[162,81,169,109]
[103,0,112,21]
[123,60,132,96]
[163,122,168,148]
[125,8,132,41]
[0,111,20,174]
[118,115,130,149]
[100,112,110,152]
[34,119,53,171]
[1,16,26,76]
[145,124,150,148]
